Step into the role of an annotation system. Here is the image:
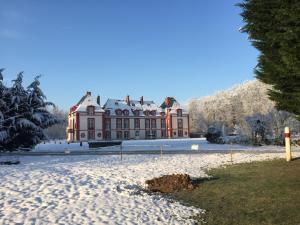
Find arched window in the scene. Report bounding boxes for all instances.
[123,109,129,116]
[115,109,122,116]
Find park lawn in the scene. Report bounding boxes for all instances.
[173,158,300,225]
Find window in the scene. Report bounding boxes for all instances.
[151,119,156,129]
[124,131,130,139]
[145,119,150,129]
[178,119,183,129]
[161,119,166,129]
[105,118,111,130]
[160,112,165,117]
[173,131,177,136]
[161,130,166,138]
[134,118,140,129]
[151,110,156,116]
[151,130,157,138]
[135,130,139,137]
[104,131,111,140]
[117,131,122,139]
[177,109,183,117]
[87,118,95,130]
[105,110,110,116]
[145,130,151,139]
[134,110,140,116]
[123,110,129,116]
[123,118,130,129]
[178,130,183,137]
[115,109,122,116]
[116,118,122,129]
[87,106,94,115]
[144,111,150,116]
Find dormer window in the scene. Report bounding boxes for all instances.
[132,103,135,107]
[115,109,122,116]
[160,112,165,117]
[133,110,140,116]
[115,102,119,105]
[151,110,156,116]
[177,109,182,117]
[123,110,129,116]
[144,111,150,116]
[105,110,110,116]
[87,106,95,115]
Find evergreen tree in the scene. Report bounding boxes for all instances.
[0,69,9,144]
[238,0,300,118]
[0,69,61,151]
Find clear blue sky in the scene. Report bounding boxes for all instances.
[0,0,258,110]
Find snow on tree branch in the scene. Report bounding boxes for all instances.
[0,69,61,151]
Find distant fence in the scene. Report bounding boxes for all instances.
[1,140,294,159]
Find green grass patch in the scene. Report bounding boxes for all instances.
[173,158,300,225]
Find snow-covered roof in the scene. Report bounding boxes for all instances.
[103,98,162,116]
[74,92,104,113]
[71,93,187,116]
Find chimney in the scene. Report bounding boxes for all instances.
[140,96,144,105]
[125,95,130,105]
[87,91,91,96]
[97,95,101,105]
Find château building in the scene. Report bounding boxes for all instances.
[67,92,190,142]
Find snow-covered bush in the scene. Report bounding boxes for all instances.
[205,126,222,144]
[0,69,61,151]
[220,135,251,145]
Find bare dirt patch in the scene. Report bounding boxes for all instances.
[146,174,195,194]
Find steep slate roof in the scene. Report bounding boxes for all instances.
[72,93,187,115]
[75,92,104,113]
[76,92,90,106]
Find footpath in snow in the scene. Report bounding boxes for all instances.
[1,152,299,225]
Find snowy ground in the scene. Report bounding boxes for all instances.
[33,138,298,152]
[1,152,299,225]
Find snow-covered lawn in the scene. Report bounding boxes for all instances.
[33,138,297,152]
[1,152,299,225]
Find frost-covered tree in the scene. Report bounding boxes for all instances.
[188,80,300,144]
[44,107,67,140]
[188,80,272,134]
[246,115,267,145]
[0,69,61,151]
[0,69,9,143]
